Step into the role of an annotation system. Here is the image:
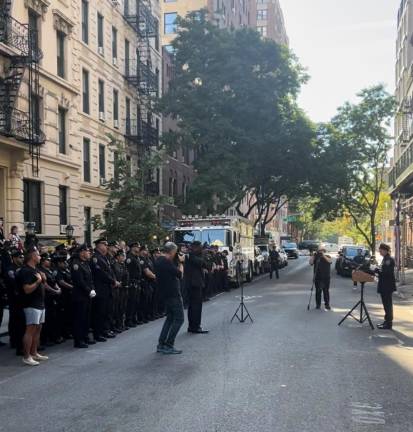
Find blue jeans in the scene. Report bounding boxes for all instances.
[159,296,184,347]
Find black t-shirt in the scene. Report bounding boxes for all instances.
[17,265,45,310]
[154,256,182,299]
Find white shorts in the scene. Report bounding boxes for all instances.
[24,308,46,325]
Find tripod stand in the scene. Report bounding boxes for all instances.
[231,261,253,323]
[338,282,374,330]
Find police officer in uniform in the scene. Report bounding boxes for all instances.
[126,242,142,327]
[140,245,156,322]
[39,253,62,345]
[107,241,119,333]
[91,238,118,341]
[54,255,74,339]
[4,249,24,354]
[71,244,96,348]
[112,249,129,332]
[376,243,396,330]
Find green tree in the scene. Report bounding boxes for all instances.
[313,85,395,252]
[159,11,314,232]
[93,137,166,245]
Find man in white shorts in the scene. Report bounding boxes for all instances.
[16,248,49,366]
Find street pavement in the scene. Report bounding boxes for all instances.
[1,257,413,432]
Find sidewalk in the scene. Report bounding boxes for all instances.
[396,268,413,300]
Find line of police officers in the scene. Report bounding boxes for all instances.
[0,238,231,353]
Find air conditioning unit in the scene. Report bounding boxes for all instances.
[98,46,104,55]
[60,224,67,235]
[99,112,105,121]
[114,119,119,128]
[113,57,118,66]
[100,177,107,186]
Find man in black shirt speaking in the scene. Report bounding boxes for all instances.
[154,242,185,355]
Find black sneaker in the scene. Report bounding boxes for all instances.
[377,322,392,330]
[325,305,331,310]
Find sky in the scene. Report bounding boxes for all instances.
[279,0,397,123]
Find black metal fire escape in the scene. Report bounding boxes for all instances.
[0,2,45,175]
[123,0,159,151]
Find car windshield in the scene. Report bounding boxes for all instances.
[284,243,297,248]
[201,229,227,246]
[345,247,362,257]
[174,230,202,244]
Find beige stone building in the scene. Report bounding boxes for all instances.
[0,0,161,244]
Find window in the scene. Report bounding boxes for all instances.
[113,151,119,183]
[28,9,40,52]
[82,69,89,114]
[58,107,66,154]
[124,39,130,75]
[97,13,104,54]
[125,97,131,134]
[99,144,106,179]
[164,45,174,54]
[113,89,119,125]
[98,79,105,115]
[112,26,117,61]
[23,180,42,233]
[257,10,267,20]
[164,13,177,34]
[56,31,65,78]
[155,67,160,96]
[81,0,89,44]
[83,138,91,182]
[30,90,41,138]
[257,26,267,37]
[84,207,91,246]
[59,186,68,226]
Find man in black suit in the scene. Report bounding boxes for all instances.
[186,241,209,334]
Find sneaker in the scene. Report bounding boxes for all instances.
[162,346,183,355]
[32,353,49,361]
[156,344,167,353]
[23,357,40,366]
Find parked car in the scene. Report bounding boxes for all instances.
[298,240,320,253]
[283,242,300,259]
[336,245,370,277]
[256,244,271,272]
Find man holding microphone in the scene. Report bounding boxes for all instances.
[309,246,332,310]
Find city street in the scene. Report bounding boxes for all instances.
[1,258,413,432]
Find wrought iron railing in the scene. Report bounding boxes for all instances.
[0,14,42,61]
[124,118,158,147]
[124,58,158,94]
[123,0,157,37]
[0,106,45,145]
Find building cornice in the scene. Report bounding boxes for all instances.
[52,9,75,36]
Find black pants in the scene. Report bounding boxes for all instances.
[188,285,203,330]
[8,302,25,352]
[159,297,184,347]
[73,300,90,343]
[126,282,140,324]
[269,263,279,279]
[315,278,330,307]
[380,292,393,324]
[92,294,109,338]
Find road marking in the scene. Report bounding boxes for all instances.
[351,402,385,425]
[0,395,25,400]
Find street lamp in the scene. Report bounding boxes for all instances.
[65,224,74,244]
[24,222,37,250]
[26,222,36,235]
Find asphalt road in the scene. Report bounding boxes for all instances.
[1,257,413,432]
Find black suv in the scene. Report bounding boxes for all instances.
[283,242,299,259]
[336,246,370,277]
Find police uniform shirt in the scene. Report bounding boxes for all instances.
[71,259,94,300]
[91,251,116,288]
[126,254,142,282]
[55,267,72,288]
[377,255,396,294]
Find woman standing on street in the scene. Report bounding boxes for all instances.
[376,243,396,330]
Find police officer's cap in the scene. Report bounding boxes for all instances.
[40,252,51,261]
[55,243,67,251]
[192,241,202,247]
[77,243,89,252]
[94,238,108,246]
[115,249,125,257]
[139,245,148,251]
[379,243,390,252]
[108,240,119,247]
[129,241,140,248]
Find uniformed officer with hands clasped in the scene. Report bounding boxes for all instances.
[71,244,96,348]
[126,242,143,327]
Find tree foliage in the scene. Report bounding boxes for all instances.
[311,84,395,252]
[93,137,167,245]
[159,11,315,230]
